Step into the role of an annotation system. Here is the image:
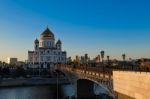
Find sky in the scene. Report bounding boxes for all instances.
[0,0,150,61]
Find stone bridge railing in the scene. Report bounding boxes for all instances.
[56,64,113,80]
[56,64,115,98]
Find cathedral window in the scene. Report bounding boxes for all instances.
[47,41,49,46]
[41,56,43,61]
[61,57,64,61]
[36,57,37,61]
[55,52,58,55]
[49,42,51,46]
[47,56,50,61]
[40,51,43,54]
[44,42,46,46]
[54,56,56,61]
[30,57,32,61]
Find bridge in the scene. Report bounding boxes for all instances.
[56,64,115,99]
[56,64,150,99]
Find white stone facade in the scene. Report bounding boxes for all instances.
[28,27,67,69]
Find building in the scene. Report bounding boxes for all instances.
[95,55,101,63]
[16,61,25,66]
[7,57,18,65]
[28,27,67,69]
[75,55,80,64]
[80,54,90,64]
[140,58,150,68]
[67,57,72,63]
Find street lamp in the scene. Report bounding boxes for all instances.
[107,55,110,66]
[122,54,126,69]
[100,51,105,64]
[100,50,105,74]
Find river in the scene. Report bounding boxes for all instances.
[0,85,113,99]
[0,85,57,99]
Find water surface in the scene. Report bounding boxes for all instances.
[0,86,56,99]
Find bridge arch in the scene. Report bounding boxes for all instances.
[77,79,96,98]
[55,66,115,98]
[77,78,114,98]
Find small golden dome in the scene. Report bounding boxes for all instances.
[56,39,62,44]
[34,38,39,43]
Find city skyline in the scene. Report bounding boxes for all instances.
[0,0,150,62]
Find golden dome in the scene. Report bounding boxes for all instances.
[40,27,54,39]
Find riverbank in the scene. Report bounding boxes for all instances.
[0,77,70,87]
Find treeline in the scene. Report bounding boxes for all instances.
[0,66,51,78]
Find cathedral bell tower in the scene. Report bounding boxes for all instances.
[34,38,39,50]
[56,39,62,50]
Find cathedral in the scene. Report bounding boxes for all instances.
[28,27,67,69]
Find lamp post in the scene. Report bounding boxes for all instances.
[100,50,105,73]
[122,54,126,69]
[100,51,105,64]
[107,55,110,66]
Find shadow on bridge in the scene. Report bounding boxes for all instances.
[77,79,114,99]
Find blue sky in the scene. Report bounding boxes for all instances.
[0,0,150,61]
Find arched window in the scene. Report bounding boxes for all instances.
[40,51,43,54]
[44,41,47,46]
[49,41,51,47]
[47,41,49,46]
[47,56,50,61]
